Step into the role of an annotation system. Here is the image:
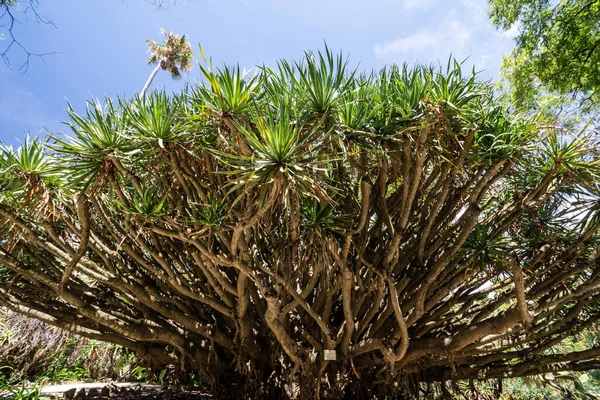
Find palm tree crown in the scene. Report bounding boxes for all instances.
[141,28,192,96]
[146,28,193,78]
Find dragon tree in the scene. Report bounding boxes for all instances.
[1,48,600,398]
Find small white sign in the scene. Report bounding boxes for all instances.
[323,350,337,361]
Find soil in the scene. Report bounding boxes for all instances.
[65,388,212,399]
[41,383,213,400]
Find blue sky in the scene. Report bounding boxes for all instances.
[0,0,518,147]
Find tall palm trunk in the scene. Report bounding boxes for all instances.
[141,64,161,98]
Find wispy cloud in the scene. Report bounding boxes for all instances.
[402,0,434,11]
[0,90,51,126]
[374,16,471,60]
[373,2,517,80]
[374,33,436,57]
[459,0,487,21]
[499,24,519,39]
[447,18,472,50]
[0,81,61,139]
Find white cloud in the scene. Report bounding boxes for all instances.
[0,81,59,136]
[477,55,490,71]
[374,17,471,59]
[500,24,519,39]
[402,0,434,10]
[459,0,487,21]
[447,19,472,50]
[371,0,520,82]
[374,33,436,57]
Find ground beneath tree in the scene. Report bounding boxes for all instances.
[40,383,212,399]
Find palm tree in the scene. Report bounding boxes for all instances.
[140,28,193,97]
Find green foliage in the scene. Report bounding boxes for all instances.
[489,0,600,112]
[229,104,332,194]
[125,91,191,147]
[0,310,154,389]
[0,367,45,400]
[301,197,349,241]
[461,224,511,273]
[43,337,89,383]
[195,62,260,115]
[503,373,600,400]
[276,46,354,118]
[0,137,61,200]
[117,187,169,222]
[53,98,131,189]
[429,59,483,120]
[112,349,140,379]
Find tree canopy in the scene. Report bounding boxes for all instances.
[1,49,600,398]
[489,0,600,112]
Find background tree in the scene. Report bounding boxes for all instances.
[489,0,600,114]
[141,29,193,98]
[1,49,600,399]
